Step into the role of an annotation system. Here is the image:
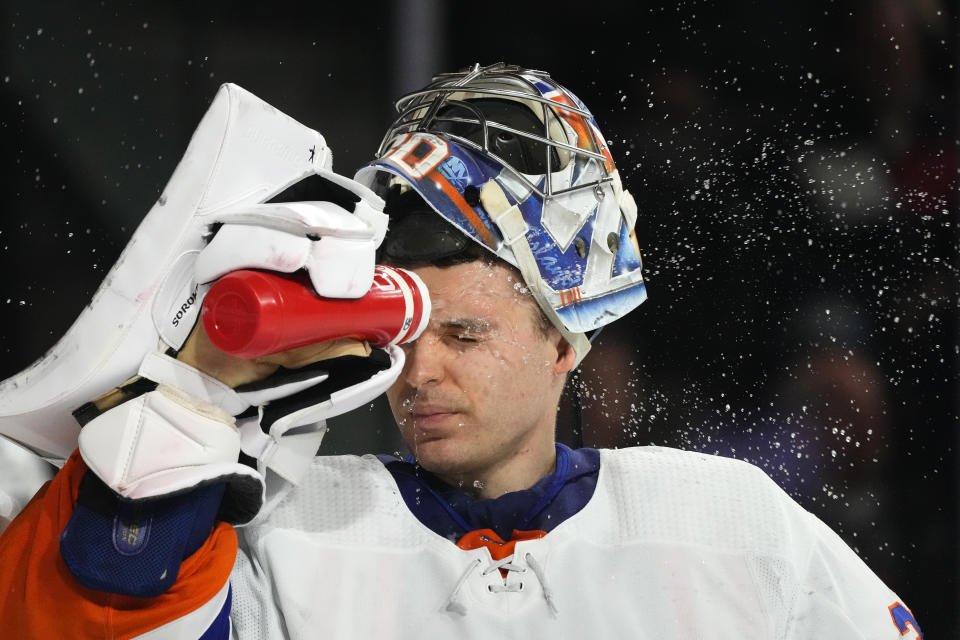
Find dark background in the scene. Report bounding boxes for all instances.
[1,0,955,633]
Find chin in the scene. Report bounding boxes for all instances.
[407,439,469,476]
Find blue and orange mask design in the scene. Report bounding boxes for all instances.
[355,63,647,362]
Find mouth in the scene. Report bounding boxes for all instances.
[396,393,466,434]
[411,410,461,430]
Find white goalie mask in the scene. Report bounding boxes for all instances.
[355,63,647,366]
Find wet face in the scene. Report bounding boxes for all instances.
[386,260,575,494]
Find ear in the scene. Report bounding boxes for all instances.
[552,334,577,376]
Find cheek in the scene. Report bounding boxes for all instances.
[504,344,560,403]
[496,338,556,378]
[464,347,551,409]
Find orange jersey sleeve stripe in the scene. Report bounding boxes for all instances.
[0,449,237,640]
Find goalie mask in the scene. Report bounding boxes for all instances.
[354,63,646,366]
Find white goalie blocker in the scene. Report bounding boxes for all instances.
[0,83,393,467]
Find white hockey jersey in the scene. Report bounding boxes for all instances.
[228,446,916,639]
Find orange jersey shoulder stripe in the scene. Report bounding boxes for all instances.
[0,450,237,639]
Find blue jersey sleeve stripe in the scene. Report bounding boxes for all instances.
[199,585,232,640]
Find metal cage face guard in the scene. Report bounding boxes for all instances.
[356,64,647,364]
[375,64,615,202]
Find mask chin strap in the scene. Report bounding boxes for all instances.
[479,180,591,368]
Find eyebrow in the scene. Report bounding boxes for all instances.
[438,318,497,334]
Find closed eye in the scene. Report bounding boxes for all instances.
[439,318,494,345]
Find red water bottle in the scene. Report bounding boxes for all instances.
[201,266,431,358]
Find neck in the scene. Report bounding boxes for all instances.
[443,434,558,500]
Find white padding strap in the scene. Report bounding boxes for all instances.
[480,180,591,367]
[488,202,529,246]
[139,352,249,416]
[78,385,262,501]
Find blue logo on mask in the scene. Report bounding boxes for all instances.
[438,155,470,191]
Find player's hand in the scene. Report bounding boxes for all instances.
[176,319,370,389]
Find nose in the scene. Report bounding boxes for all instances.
[401,333,445,389]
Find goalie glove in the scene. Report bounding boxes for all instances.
[0,82,373,461]
[74,173,404,521]
[0,83,409,522]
